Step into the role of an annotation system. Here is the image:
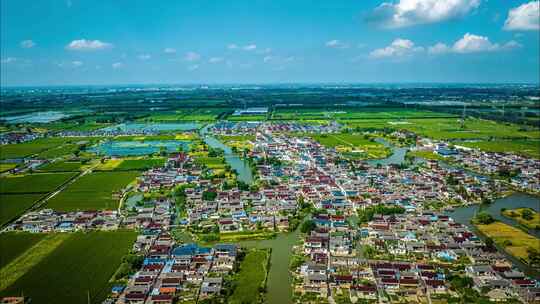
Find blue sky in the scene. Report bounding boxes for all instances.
[1,0,539,86]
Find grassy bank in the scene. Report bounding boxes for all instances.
[229,248,271,304]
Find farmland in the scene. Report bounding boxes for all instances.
[46,171,139,211]
[37,161,83,172]
[0,232,46,269]
[476,222,540,265]
[309,133,391,159]
[0,172,77,194]
[271,108,456,121]
[0,194,45,226]
[114,158,165,171]
[0,163,17,173]
[0,231,137,304]
[229,248,270,304]
[460,140,540,159]
[502,208,540,229]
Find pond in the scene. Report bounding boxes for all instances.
[367,138,409,166]
[200,125,254,184]
[447,192,540,277]
[2,111,69,123]
[100,122,200,132]
[90,140,190,156]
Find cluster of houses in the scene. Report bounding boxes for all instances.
[0,131,42,145]
[112,225,239,303]
[3,209,120,233]
[291,211,540,303]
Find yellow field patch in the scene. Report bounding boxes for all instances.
[96,159,123,170]
[476,222,540,262]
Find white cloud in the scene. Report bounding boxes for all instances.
[369,38,423,58]
[1,57,17,64]
[325,40,349,49]
[20,40,35,49]
[256,48,272,54]
[243,44,257,51]
[227,44,238,50]
[66,39,112,51]
[428,42,451,54]
[184,52,201,62]
[187,64,199,71]
[208,57,224,63]
[368,0,480,28]
[112,62,124,69]
[504,1,539,31]
[138,54,151,60]
[263,56,273,63]
[164,48,177,54]
[428,33,522,55]
[452,33,500,53]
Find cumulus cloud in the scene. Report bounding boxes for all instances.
[369,38,424,58]
[20,40,35,49]
[428,33,522,54]
[227,44,238,50]
[184,52,201,62]
[263,56,273,63]
[112,62,124,69]
[164,48,177,54]
[325,40,349,49]
[367,0,480,28]
[71,61,83,67]
[208,57,224,63]
[138,54,151,60]
[504,1,539,31]
[187,64,199,71]
[66,39,112,51]
[228,44,258,51]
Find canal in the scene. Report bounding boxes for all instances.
[367,138,409,166]
[200,124,254,184]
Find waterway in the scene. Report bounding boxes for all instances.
[367,138,409,166]
[236,226,301,304]
[2,111,69,123]
[447,192,540,277]
[199,125,254,184]
[90,140,190,156]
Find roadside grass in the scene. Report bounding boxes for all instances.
[229,248,270,304]
[0,233,70,291]
[0,232,46,269]
[0,172,77,194]
[459,140,540,159]
[0,231,137,304]
[476,222,540,264]
[0,194,45,226]
[502,208,540,230]
[46,171,139,211]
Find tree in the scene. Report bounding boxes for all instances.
[484,237,495,249]
[202,191,217,201]
[475,212,495,225]
[521,209,534,220]
[300,220,316,234]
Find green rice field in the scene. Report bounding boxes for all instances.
[0,232,46,269]
[46,171,139,211]
[0,231,137,304]
[0,172,77,194]
[0,194,45,226]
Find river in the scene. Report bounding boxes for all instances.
[367,138,409,166]
[199,124,254,184]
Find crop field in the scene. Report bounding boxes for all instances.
[0,231,137,304]
[502,208,540,229]
[0,194,45,226]
[218,135,255,151]
[346,118,540,140]
[0,137,99,160]
[95,159,123,170]
[114,158,165,170]
[0,163,17,173]
[459,140,540,159]
[46,171,139,211]
[229,248,270,304]
[36,143,79,159]
[0,232,46,269]
[194,156,226,169]
[140,108,227,122]
[272,108,455,121]
[0,172,77,194]
[476,222,540,264]
[309,133,390,159]
[37,161,83,172]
